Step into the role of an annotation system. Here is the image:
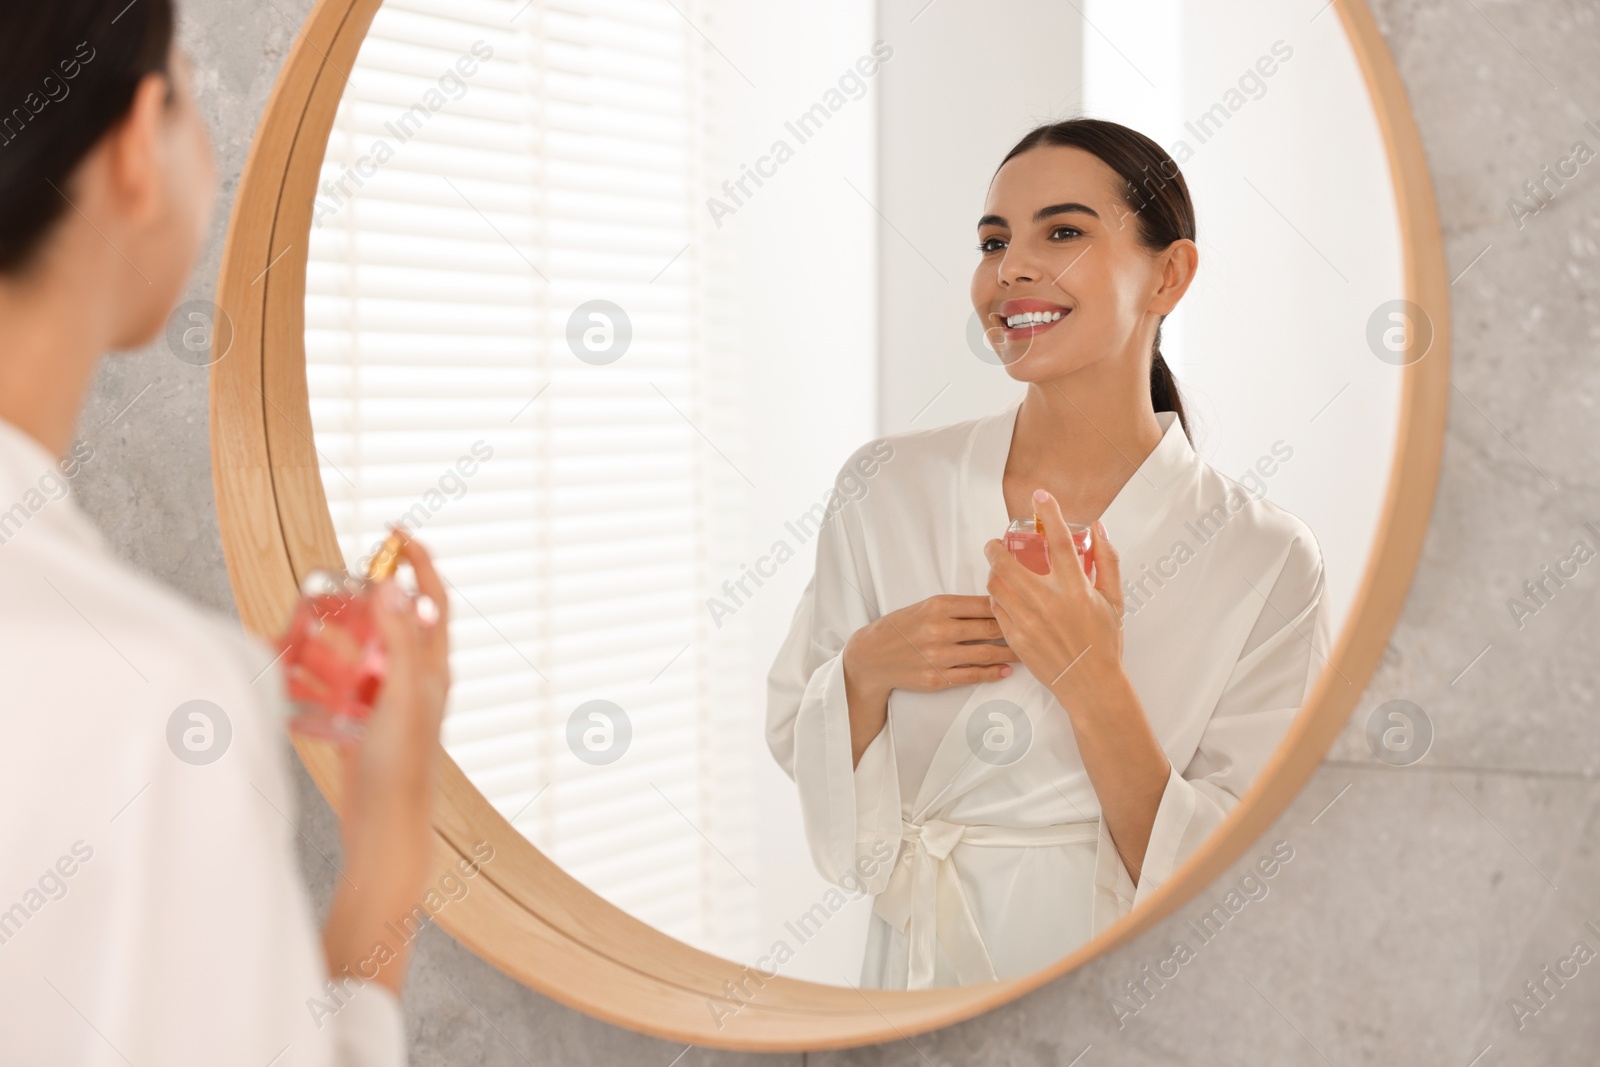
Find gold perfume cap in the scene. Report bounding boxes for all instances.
[366,528,406,581]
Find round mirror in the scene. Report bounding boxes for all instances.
[213,0,1447,1047]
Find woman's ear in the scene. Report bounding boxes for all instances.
[98,72,174,228]
[1149,238,1198,315]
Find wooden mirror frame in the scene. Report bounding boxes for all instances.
[209,0,1448,1050]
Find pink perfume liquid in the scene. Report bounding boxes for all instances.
[1003,518,1094,578]
[279,572,388,740]
[278,530,407,741]
[1004,528,1051,574]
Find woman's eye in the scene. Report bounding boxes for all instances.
[977,235,1007,254]
[1050,226,1083,241]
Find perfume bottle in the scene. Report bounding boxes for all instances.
[278,529,407,740]
[1003,514,1095,577]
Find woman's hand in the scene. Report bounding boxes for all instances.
[841,594,1020,766]
[321,529,452,996]
[983,489,1125,703]
[984,492,1173,883]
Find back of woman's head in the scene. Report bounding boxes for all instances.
[0,0,174,274]
[997,118,1196,442]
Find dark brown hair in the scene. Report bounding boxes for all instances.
[0,0,174,274]
[997,118,1194,443]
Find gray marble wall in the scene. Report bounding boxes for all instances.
[77,0,1600,1062]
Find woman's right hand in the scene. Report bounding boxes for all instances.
[321,531,452,996]
[840,594,1019,766]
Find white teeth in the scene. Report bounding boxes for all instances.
[1004,310,1065,328]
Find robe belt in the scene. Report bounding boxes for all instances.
[872,817,1101,989]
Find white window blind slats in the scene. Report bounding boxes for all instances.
[367,11,688,62]
[391,0,680,31]
[303,236,690,272]
[443,658,692,723]
[306,0,756,961]
[323,121,694,177]
[326,54,694,127]
[458,735,698,795]
[316,180,692,232]
[363,9,688,66]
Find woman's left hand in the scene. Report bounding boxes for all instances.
[983,489,1126,702]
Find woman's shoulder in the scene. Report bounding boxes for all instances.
[0,516,281,701]
[1190,458,1325,582]
[0,512,292,832]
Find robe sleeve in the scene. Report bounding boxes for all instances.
[0,491,406,1066]
[333,989,407,1067]
[129,629,412,1067]
[765,454,902,893]
[1092,522,1329,931]
[252,635,409,1067]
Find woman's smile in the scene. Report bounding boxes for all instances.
[992,297,1073,346]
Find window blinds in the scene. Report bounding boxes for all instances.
[305,0,757,962]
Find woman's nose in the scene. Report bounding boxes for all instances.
[996,248,1041,288]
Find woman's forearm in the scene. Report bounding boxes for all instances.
[1050,665,1171,884]
[321,819,435,995]
[322,888,412,996]
[842,633,889,768]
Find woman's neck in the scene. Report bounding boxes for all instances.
[1004,365,1166,523]
[0,255,111,459]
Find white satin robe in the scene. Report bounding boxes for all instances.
[0,417,404,1065]
[766,399,1330,989]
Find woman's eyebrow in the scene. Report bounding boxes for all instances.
[1033,201,1100,221]
[977,202,1102,230]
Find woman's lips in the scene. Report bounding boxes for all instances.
[994,307,1071,344]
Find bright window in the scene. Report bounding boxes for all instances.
[304,0,757,961]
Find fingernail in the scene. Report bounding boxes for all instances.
[1033,488,1048,503]
[414,593,440,627]
[1000,665,1012,676]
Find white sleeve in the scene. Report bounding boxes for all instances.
[0,521,407,1066]
[244,632,410,1067]
[765,474,902,892]
[332,986,407,1067]
[1093,528,1328,928]
[108,630,408,1067]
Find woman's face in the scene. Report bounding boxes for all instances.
[970,145,1186,382]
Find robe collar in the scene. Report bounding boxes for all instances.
[919,399,1198,818]
[0,416,60,483]
[958,397,1195,577]
[0,415,100,555]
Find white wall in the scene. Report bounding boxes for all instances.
[703,0,881,982]
[874,0,1086,433]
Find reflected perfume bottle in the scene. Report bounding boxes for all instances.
[278,529,407,741]
[1003,514,1094,578]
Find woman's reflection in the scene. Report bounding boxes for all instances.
[767,118,1331,990]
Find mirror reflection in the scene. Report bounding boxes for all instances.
[304,0,1404,991]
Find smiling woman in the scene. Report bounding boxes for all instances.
[767,119,1335,991]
